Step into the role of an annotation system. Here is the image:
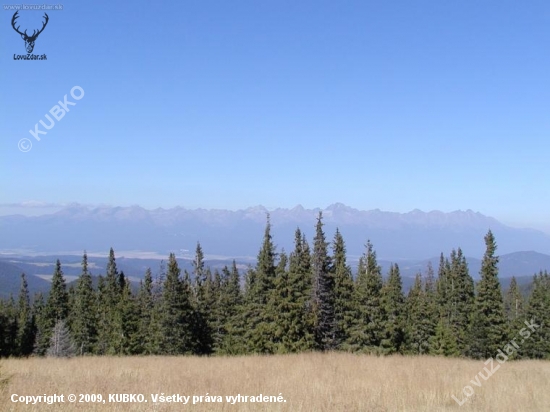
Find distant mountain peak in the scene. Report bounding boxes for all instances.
[245,205,268,213]
[326,202,348,210]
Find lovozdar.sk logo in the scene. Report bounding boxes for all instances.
[11,11,49,53]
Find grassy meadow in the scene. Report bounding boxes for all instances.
[1,353,549,411]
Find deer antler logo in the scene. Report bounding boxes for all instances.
[11,11,49,53]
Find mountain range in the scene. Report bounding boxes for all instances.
[1,203,550,260]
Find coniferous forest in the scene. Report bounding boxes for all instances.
[1,213,548,359]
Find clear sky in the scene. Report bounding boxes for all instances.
[1,1,549,231]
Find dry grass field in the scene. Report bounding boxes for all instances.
[1,353,549,411]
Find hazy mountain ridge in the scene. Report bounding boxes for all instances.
[0,260,52,298]
[1,203,549,260]
[0,203,503,227]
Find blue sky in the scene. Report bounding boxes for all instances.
[1,1,549,231]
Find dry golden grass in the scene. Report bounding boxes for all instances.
[1,353,549,411]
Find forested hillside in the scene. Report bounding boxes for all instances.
[1,214,548,359]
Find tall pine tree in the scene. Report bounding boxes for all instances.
[96,248,123,354]
[158,253,194,354]
[243,216,277,353]
[348,241,384,353]
[522,271,549,359]
[112,277,140,355]
[469,231,508,359]
[311,212,337,351]
[380,263,405,354]
[192,243,214,355]
[16,273,35,356]
[433,254,459,356]
[450,249,475,355]
[217,261,245,354]
[332,229,355,349]
[71,252,97,355]
[274,230,314,353]
[36,260,69,355]
[136,268,156,354]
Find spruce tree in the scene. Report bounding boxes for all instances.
[95,276,109,355]
[380,263,405,354]
[36,260,69,355]
[503,276,527,354]
[158,253,194,354]
[356,256,365,284]
[332,229,355,349]
[106,248,121,301]
[148,262,168,354]
[469,231,508,359]
[348,240,384,353]
[112,277,140,355]
[136,268,155,354]
[311,212,337,351]
[71,252,97,355]
[404,274,434,354]
[208,269,224,353]
[449,248,475,355]
[422,262,438,354]
[46,260,69,322]
[192,242,214,355]
[522,271,550,359]
[95,248,123,354]
[243,216,277,353]
[272,229,314,353]
[435,253,450,320]
[433,254,459,356]
[0,296,18,357]
[504,277,525,323]
[67,284,76,331]
[0,301,9,357]
[431,317,459,356]
[216,261,244,355]
[16,273,35,356]
[111,281,126,355]
[269,250,288,351]
[31,293,46,356]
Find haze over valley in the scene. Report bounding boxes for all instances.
[2,203,549,298]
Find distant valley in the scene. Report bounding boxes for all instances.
[1,250,548,299]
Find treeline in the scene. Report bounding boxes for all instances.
[0,213,549,359]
